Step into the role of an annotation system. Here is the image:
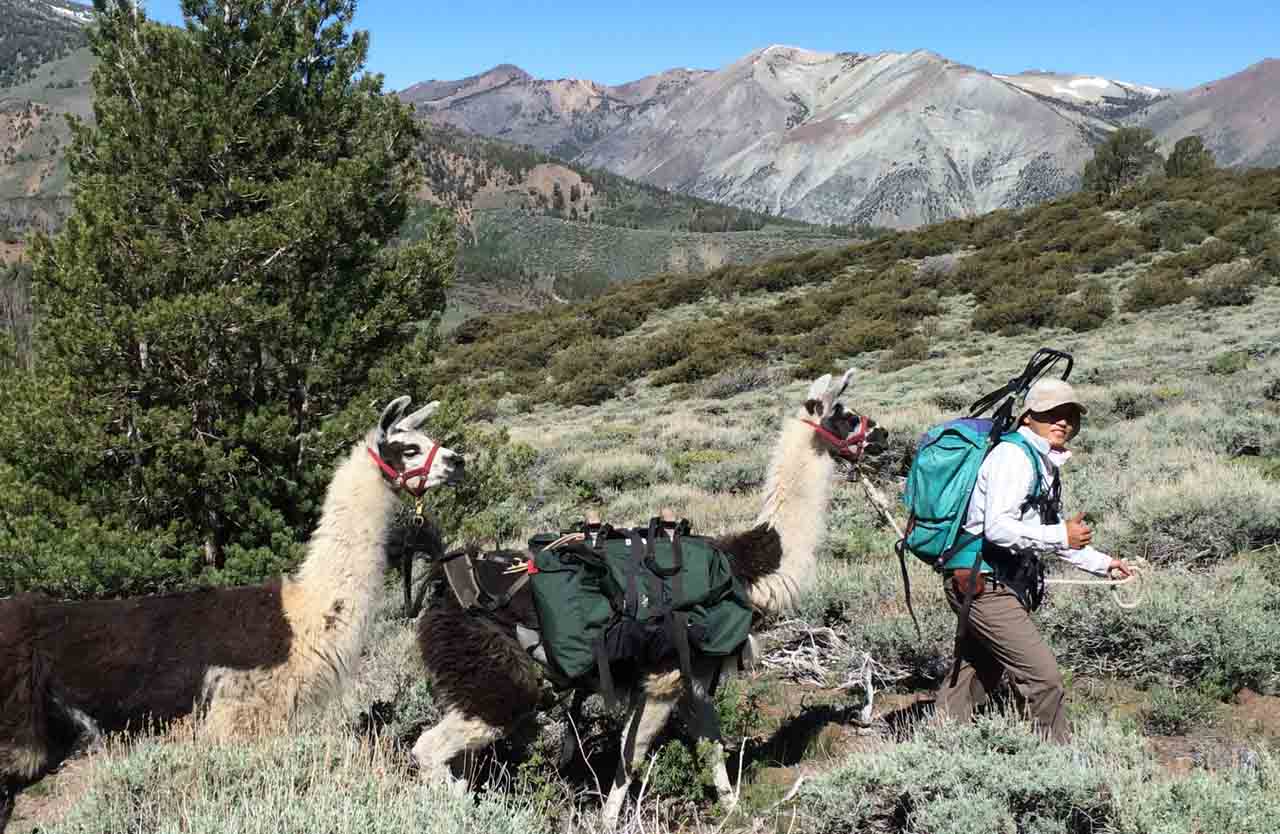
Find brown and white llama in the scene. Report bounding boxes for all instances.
[0,396,463,832]
[412,370,884,826]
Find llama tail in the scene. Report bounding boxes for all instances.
[0,596,56,786]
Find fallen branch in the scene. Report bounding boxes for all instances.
[760,620,906,720]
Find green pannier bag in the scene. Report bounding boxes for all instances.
[528,518,753,687]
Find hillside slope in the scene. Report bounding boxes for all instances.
[1135,59,1280,168]
[428,166,1280,410]
[404,124,863,321]
[0,47,91,234]
[0,0,90,88]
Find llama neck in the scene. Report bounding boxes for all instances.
[745,412,835,614]
[288,434,398,669]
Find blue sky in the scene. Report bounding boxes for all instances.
[142,1,1277,93]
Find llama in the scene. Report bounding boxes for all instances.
[411,370,885,826]
[0,396,463,831]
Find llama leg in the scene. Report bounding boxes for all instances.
[601,672,681,828]
[558,688,590,770]
[54,699,103,755]
[681,660,735,802]
[416,596,540,791]
[411,709,504,795]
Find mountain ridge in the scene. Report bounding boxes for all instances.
[409,45,1171,227]
[407,45,1277,229]
[1134,58,1280,168]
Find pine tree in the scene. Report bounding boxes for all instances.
[1082,127,1162,198]
[1165,135,1216,178]
[5,0,454,593]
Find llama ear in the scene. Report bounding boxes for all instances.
[833,367,855,401]
[378,396,412,440]
[805,373,832,416]
[806,373,832,403]
[395,401,441,432]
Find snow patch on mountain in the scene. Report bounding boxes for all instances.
[47,3,90,22]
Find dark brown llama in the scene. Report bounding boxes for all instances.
[0,396,463,831]
[412,370,884,827]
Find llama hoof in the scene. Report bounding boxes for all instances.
[715,785,740,812]
[417,765,467,797]
[412,746,467,795]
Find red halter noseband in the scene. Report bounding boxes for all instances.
[801,415,869,462]
[367,443,442,497]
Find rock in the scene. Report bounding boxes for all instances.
[1235,688,1261,705]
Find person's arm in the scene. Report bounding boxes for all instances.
[981,443,1127,576]
[979,444,1070,552]
[1054,542,1113,575]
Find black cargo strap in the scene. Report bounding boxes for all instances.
[625,531,644,618]
[593,633,618,709]
[441,550,528,614]
[895,530,921,639]
[592,531,644,709]
[487,572,530,612]
[649,518,697,688]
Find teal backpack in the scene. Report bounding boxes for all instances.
[901,420,1043,572]
[527,517,753,701]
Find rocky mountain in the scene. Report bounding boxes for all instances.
[0,0,92,233]
[408,46,1175,228]
[0,43,857,292]
[1135,59,1280,168]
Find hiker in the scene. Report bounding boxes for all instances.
[937,377,1131,743]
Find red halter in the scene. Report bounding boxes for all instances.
[367,443,442,497]
[801,415,869,462]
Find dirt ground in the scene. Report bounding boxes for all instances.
[0,240,27,263]
[8,756,95,834]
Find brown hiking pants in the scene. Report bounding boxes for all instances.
[936,582,1070,743]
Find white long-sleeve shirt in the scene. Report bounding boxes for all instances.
[961,426,1112,576]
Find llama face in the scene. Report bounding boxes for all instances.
[375,397,465,491]
[803,369,889,460]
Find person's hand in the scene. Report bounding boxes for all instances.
[1065,512,1093,549]
[1108,558,1132,579]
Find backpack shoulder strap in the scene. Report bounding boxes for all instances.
[999,431,1045,500]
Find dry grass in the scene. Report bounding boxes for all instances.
[28,723,551,834]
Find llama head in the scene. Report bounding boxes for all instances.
[801,368,888,461]
[373,396,465,492]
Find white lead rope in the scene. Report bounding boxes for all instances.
[1043,570,1144,609]
[851,468,1145,610]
